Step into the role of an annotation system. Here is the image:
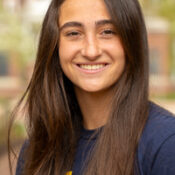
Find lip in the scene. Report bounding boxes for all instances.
[73,63,110,74]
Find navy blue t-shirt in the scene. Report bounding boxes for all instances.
[16,102,175,175]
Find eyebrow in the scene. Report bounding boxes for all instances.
[96,19,114,26]
[59,19,114,31]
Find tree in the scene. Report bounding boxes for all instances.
[0,3,36,74]
[142,0,175,76]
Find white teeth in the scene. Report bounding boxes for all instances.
[79,64,106,70]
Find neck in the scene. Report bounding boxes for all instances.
[74,87,114,130]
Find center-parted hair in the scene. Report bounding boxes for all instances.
[8,0,149,174]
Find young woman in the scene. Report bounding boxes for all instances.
[9,0,175,174]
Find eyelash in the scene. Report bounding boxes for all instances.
[66,31,80,37]
[101,29,116,35]
[65,29,116,38]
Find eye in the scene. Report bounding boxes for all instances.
[101,29,116,35]
[66,31,80,36]
[64,30,82,40]
[64,31,83,40]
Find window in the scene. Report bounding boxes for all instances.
[149,48,161,75]
[0,52,9,76]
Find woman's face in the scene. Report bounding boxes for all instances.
[59,0,125,93]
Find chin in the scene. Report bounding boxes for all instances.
[77,84,109,93]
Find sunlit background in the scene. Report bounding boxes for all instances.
[0,0,175,174]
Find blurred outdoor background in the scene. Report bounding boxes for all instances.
[0,0,175,174]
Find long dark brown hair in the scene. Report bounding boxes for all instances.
[8,0,149,174]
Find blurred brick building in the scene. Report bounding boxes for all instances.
[0,0,50,98]
[146,17,174,95]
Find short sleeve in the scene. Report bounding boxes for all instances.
[150,134,175,175]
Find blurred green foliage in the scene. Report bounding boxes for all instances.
[0,97,26,149]
[0,120,26,146]
[151,92,175,100]
[142,0,175,35]
[158,0,175,36]
[0,1,36,70]
[0,0,32,147]
[141,0,175,76]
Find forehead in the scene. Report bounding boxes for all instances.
[59,0,111,25]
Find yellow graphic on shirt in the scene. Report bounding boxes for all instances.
[66,171,72,175]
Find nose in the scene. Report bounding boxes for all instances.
[81,34,102,60]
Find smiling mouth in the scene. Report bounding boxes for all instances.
[77,63,108,70]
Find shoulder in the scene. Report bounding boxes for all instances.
[15,140,29,175]
[137,101,175,175]
[143,101,175,140]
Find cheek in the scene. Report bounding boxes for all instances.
[59,39,69,63]
[107,41,125,74]
[107,41,124,57]
[101,37,125,60]
[59,39,80,65]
